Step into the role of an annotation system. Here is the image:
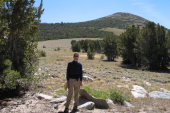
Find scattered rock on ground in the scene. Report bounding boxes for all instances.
[117,85,129,88]
[78,101,95,110]
[131,85,147,98]
[160,88,170,93]
[149,91,170,99]
[106,99,114,109]
[50,96,67,103]
[122,77,131,81]
[123,101,134,107]
[83,76,94,81]
[143,81,151,86]
[79,88,114,109]
[36,93,53,100]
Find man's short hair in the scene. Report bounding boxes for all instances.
[73,52,79,57]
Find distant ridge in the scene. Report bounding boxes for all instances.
[105,12,148,26]
[37,12,149,40]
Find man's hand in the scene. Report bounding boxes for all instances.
[80,81,82,87]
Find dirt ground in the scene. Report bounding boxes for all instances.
[1,38,170,113]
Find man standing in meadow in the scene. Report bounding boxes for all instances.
[64,52,83,113]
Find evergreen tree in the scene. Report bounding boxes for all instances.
[0,0,43,92]
[87,47,95,60]
[139,22,168,69]
[167,30,170,62]
[119,25,140,65]
[103,34,118,61]
[71,42,81,52]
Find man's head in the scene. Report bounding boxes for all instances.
[73,52,79,61]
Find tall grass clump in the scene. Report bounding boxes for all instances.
[109,89,131,104]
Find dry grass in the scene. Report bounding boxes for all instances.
[36,38,170,113]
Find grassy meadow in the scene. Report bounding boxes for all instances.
[36,38,170,112]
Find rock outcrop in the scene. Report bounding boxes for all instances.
[79,88,114,109]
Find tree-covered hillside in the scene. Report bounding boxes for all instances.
[37,12,149,40]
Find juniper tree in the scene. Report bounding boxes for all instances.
[103,34,118,61]
[139,22,169,69]
[119,25,140,65]
[0,0,43,91]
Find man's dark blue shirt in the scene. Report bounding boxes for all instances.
[66,60,82,81]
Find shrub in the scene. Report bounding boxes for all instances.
[87,47,95,60]
[101,54,105,59]
[54,47,61,51]
[109,89,131,104]
[0,59,21,89]
[110,89,124,104]
[38,50,46,57]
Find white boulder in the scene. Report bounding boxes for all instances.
[149,91,170,99]
[131,85,147,98]
[36,93,53,100]
[50,96,67,103]
[78,102,95,110]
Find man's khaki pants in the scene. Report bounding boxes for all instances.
[65,79,80,108]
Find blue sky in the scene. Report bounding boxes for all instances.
[35,0,170,29]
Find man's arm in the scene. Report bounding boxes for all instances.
[79,63,83,81]
[66,63,70,81]
[80,63,83,86]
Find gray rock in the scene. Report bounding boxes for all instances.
[143,81,151,86]
[160,88,170,93]
[123,101,134,107]
[149,91,170,99]
[79,88,114,109]
[83,76,94,81]
[131,85,147,98]
[50,96,67,103]
[106,99,114,109]
[117,85,129,88]
[122,77,131,81]
[78,101,95,110]
[36,93,53,100]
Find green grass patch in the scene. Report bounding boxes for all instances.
[55,89,67,96]
[82,86,110,99]
[82,86,131,104]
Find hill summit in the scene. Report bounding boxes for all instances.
[104,12,148,27]
[37,12,149,40]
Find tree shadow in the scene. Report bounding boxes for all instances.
[119,62,170,74]
[101,60,118,62]
[0,89,26,110]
